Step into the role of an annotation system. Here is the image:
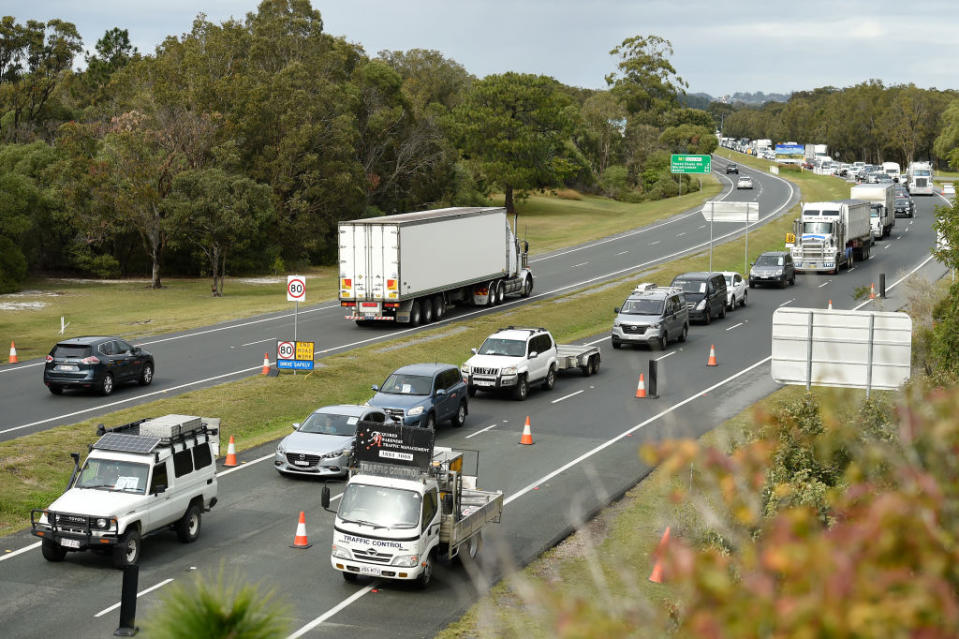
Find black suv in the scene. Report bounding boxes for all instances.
[670,272,727,324]
[726,164,739,174]
[43,336,154,396]
[749,251,796,288]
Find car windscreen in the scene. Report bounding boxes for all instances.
[620,298,665,315]
[673,280,706,294]
[756,254,785,266]
[299,412,360,435]
[724,275,734,285]
[378,374,432,395]
[802,222,833,235]
[478,338,526,357]
[53,344,92,358]
[895,199,909,206]
[74,459,150,494]
[338,483,422,530]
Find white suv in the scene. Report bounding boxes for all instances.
[461,327,558,401]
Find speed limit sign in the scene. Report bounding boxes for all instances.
[287,275,306,302]
[277,341,295,360]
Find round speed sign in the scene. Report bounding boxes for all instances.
[287,275,306,302]
[277,341,295,360]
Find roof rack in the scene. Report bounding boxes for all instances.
[496,326,547,334]
[93,415,219,458]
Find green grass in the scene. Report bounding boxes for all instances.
[935,169,959,178]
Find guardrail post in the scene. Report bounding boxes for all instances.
[114,564,139,636]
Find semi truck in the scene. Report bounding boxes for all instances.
[850,183,895,238]
[791,200,872,274]
[907,162,935,195]
[322,421,503,588]
[338,207,533,326]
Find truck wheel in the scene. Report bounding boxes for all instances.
[512,376,529,401]
[494,281,505,305]
[100,373,115,396]
[451,401,467,428]
[342,571,358,583]
[416,553,433,589]
[175,504,202,543]
[409,300,422,326]
[421,300,434,324]
[41,539,67,562]
[111,528,141,569]
[521,276,533,298]
[139,362,154,386]
[432,295,444,321]
[485,282,496,307]
[542,366,556,391]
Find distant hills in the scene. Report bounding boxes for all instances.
[681,91,793,108]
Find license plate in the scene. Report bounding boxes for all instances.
[61,538,81,549]
[359,566,380,575]
[293,460,310,466]
[56,365,79,372]
[475,380,495,387]
[361,303,378,308]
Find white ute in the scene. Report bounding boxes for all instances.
[461,326,601,400]
[32,414,220,568]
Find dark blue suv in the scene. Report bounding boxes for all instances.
[368,363,468,430]
[43,336,154,396]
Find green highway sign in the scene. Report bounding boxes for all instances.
[670,154,711,174]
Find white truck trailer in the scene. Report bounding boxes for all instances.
[338,207,533,326]
[850,183,895,238]
[322,422,503,588]
[791,200,872,274]
[907,162,935,195]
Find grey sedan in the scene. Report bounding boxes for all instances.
[274,405,393,478]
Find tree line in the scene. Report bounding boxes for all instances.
[0,1,717,294]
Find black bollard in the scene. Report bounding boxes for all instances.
[648,359,659,399]
[879,273,886,298]
[114,563,139,636]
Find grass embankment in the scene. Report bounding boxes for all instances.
[0,170,826,539]
[1,186,721,363]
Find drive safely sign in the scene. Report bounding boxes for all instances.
[277,340,315,370]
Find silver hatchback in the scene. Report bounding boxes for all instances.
[611,286,689,350]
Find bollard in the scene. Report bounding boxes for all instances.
[114,564,139,636]
[879,273,886,299]
[648,359,659,399]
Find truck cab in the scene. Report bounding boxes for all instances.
[32,414,219,568]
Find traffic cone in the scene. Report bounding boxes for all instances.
[635,373,647,398]
[519,417,534,445]
[291,511,312,549]
[261,353,270,375]
[8,341,17,364]
[707,344,718,367]
[869,283,876,300]
[224,435,238,467]
[648,526,671,584]
[828,299,833,310]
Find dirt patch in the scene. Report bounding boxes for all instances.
[0,290,62,298]
[238,277,283,284]
[0,301,48,311]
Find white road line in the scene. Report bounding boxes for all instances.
[677,232,686,237]
[649,240,661,246]
[0,541,40,560]
[465,424,497,439]
[287,586,377,639]
[884,244,891,250]
[583,336,609,346]
[551,390,584,404]
[905,227,910,233]
[725,322,744,331]
[616,250,629,256]
[896,235,903,240]
[698,224,706,230]
[849,267,857,272]
[216,453,275,477]
[653,351,675,362]
[241,337,275,347]
[818,281,831,288]
[779,298,795,307]
[0,364,267,435]
[94,578,175,618]
[570,262,588,268]
[138,306,337,347]
[853,253,935,311]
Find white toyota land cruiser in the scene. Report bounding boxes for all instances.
[461,327,559,401]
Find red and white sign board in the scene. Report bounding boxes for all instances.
[287,275,306,303]
[277,341,295,360]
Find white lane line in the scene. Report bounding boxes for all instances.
[241,337,275,347]
[896,235,903,240]
[551,390,584,404]
[616,250,629,256]
[853,253,935,311]
[94,578,175,618]
[677,232,686,237]
[570,262,588,269]
[1,541,41,560]
[779,298,795,307]
[0,364,267,435]
[217,453,275,477]
[649,240,661,246]
[465,424,497,439]
[905,227,910,233]
[0,361,43,373]
[653,351,675,362]
[849,267,857,272]
[287,586,377,639]
[583,336,609,346]
[884,244,891,250]
[138,305,337,347]
[818,281,831,288]
[698,224,706,230]
[725,322,744,331]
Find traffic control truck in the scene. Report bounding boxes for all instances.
[790,200,872,274]
[322,421,503,588]
[851,183,895,238]
[338,207,533,326]
[31,414,220,568]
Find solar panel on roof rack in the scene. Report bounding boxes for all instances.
[93,432,161,455]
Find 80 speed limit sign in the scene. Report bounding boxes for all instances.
[287,275,306,302]
[277,341,295,360]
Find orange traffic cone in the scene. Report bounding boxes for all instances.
[635,373,647,398]
[519,417,534,445]
[648,526,671,584]
[261,353,271,375]
[8,340,18,364]
[869,283,876,300]
[291,511,312,549]
[224,435,238,467]
[707,344,718,367]
[828,299,833,310]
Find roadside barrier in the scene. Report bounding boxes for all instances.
[8,340,17,364]
[291,511,312,549]
[828,299,833,310]
[635,373,647,398]
[224,435,238,467]
[648,526,671,584]
[261,353,270,375]
[869,282,876,300]
[707,344,718,367]
[519,417,534,445]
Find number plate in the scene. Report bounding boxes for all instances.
[56,365,79,372]
[61,538,81,549]
[474,380,495,387]
[361,302,378,308]
[359,566,380,575]
[293,460,310,466]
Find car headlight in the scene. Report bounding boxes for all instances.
[501,366,517,375]
[460,364,470,373]
[276,443,286,456]
[322,447,351,459]
[696,300,706,310]
[407,406,424,417]
[392,554,419,567]
[650,322,662,330]
[612,322,620,328]
[96,517,109,529]
[332,544,352,560]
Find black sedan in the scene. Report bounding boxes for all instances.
[726,164,739,174]
[43,336,154,396]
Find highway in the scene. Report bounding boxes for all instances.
[0,168,948,637]
[0,156,794,440]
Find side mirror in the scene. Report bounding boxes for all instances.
[435,388,446,397]
[321,485,331,510]
[371,384,380,392]
[292,423,300,430]
[614,307,620,314]
[528,351,538,359]
[470,348,477,355]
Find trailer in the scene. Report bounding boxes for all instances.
[339,207,533,326]
[850,183,895,238]
[791,200,872,274]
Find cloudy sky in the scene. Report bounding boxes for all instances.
[14,0,957,97]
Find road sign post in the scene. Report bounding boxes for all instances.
[276,340,315,372]
[286,276,306,374]
[671,154,711,201]
[701,201,759,274]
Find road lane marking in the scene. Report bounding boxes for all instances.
[649,240,661,246]
[95,578,175,618]
[905,227,910,233]
[241,337,275,347]
[725,322,743,331]
[779,299,795,307]
[653,351,675,361]
[570,262,588,268]
[466,424,497,439]
[818,281,831,288]
[616,250,629,255]
[849,267,857,272]
[217,453,275,477]
[698,224,706,230]
[677,232,686,237]
[896,235,902,240]
[551,390,584,404]
[288,585,377,639]
[884,244,891,249]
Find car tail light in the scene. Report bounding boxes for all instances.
[46,355,54,362]
[81,356,100,365]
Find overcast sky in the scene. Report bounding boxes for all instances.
[13,1,957,97]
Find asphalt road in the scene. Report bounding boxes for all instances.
[0,156,795,441]
[0,183,947,638]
